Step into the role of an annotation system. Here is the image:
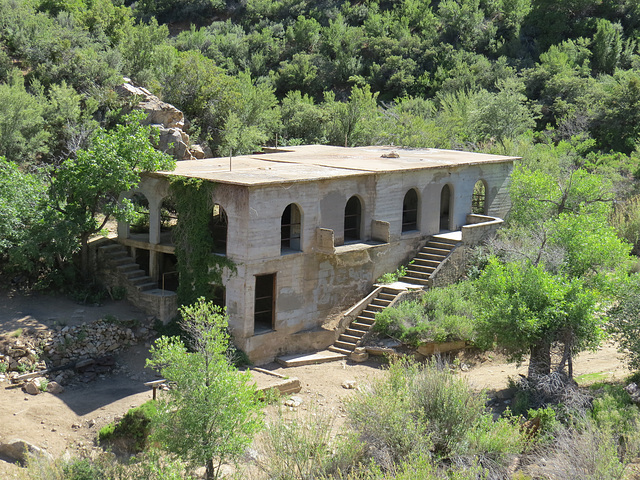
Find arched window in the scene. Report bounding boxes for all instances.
[160,197,178,244]
[472,180,487,215]
[281,203,302,253]
[402,189,419,232]
[344,196,362,242]
[210,204,228,255]
[128,193,150,238]
[440,184,451,231]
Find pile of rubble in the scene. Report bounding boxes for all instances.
[0,319,154,394]
[41,320,139,367]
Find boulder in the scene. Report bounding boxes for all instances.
[47,381,64,394]
[0,439,53,463]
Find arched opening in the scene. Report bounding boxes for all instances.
[160,197,178,245]
[472,180,487,215]
[210,203,228,255]
[402,189,419,232]
[440,185,451,231]
[344,196,362,242]
[128,193,150,240]
[281,203,302,253]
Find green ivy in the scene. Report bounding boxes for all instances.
[169,177,236,306]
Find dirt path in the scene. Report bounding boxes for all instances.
[0,292,631,478]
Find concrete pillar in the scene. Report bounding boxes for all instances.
[150,250,159,282]
[149,200,161,245]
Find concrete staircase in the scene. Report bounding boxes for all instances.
[326,234,461,356]
[328,286,404,355]
[399,236,459,286]
[99,244,158,292]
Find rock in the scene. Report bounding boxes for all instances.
[138,97,184,129]
[24,380,41,395]
[0,439,53,464]
[71,423,82,429]
[342,380,357,389]
[350,351,369,362]
[284,395,303,407]
[47,382,64,394]
[190,144,206,159]
[625,383,640,404]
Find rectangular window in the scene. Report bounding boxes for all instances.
[254,273,276,333]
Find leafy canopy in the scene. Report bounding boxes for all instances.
[147,298,262,480]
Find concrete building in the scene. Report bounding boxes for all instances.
[114,145,516,363]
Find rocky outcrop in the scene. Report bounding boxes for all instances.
[115,79,211,161]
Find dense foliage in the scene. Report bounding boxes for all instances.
[2,0,640,288]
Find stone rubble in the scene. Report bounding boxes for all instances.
[0,318,155,387]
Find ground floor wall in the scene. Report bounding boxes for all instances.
[225,233,426,364]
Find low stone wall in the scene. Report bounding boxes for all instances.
[462,214,503,245]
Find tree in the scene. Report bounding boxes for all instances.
[610,274,640,371]
[0,158,46,259]
[49,111,175,278]
[147,298,262,480]
[0,71,49,164]
[475,259,602,378]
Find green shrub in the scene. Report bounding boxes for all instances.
[348,358,524,474]
[98,401,157,453]
[374,282,476,345]
[258,407,364,479]
[347,360,431,467]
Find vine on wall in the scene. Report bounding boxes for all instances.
[169,177,236,306]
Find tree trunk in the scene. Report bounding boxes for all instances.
[205,458,216,480]
[528,341,551,377]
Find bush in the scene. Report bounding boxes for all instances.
[98,401,157,454]
[257,407,364,479]
[373,282,476,345]
[347,358,524,474]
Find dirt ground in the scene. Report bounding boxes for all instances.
[0,291,631,478]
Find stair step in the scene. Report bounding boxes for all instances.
[345,328,367,337]
[131,276,154,286]
[328,346,353,355]
[111,256,133,266]
[352,321,374,331]
[371,298,391,307]
[399,276,429,285]
[339,334,362,343]
[124,269,146,279]
[409,265,436,274]
[367,304,385,311]
[405,269,431,279]
[361,310,377,318]
[426,241,456,250]
[416,252,446,262]
[335,340,357,351]
[116,263,139,272]
[100,244,126,252]
[412,258,440,267]
[421,247,451,256]
[137,282,158,291]
[378,293,396,301]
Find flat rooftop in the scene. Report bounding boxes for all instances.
[154,145,518,186]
